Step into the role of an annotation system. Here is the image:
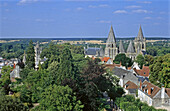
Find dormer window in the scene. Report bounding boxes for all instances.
[151,87,154,93]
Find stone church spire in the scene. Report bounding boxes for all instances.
[127,40,135,53]
[106,25,116,47]
[119,40,125,53]
[105,25,118,60]
[23,51,26,64]
[137,25,144,40]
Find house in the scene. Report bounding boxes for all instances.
[112,67,139,87]
[134,65,150,78]
[138,80,170,108]
[124,81,138,96]
[10,64,20,82]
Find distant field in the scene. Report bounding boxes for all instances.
[0,40,20,43]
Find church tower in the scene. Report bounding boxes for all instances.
[126,40,136,60]
[105,25,118,59]
[34,41,42,70]
[23,51,26,64]
[134,25,146,54]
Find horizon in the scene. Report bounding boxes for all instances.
[0,0,170,38]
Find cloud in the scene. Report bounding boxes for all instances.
[76,7,83,11]
[35,19,54,22]
[160,11,166,14]
[98,20,111,23]
[18,0,48,5]
[132,9,152,13]
[125,5,141,9]
[144,17,152,19]
[113,10,127,14]
[137,1,152,4]
[88,4,108,8]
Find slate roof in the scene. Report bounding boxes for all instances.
[137,25,144,40]
[112,67,130,78]
[105,63,121,71]
[85,47,101,55]
[137,76,149,82]
[119,40,125,53]
[127,40,135,53]
[106,25,116,44]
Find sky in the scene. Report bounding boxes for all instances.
[0,0,169,38]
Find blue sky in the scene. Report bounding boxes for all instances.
[0,0,169,38]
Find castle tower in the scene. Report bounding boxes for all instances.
[126,40,136,60]
[105,25,118,60]
[23,51,26,64]
[34,41,42,69]
[119,40,125,53]
[134,25,146,54]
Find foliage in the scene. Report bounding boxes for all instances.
[0,93,28,111]
[149,54,170,88]
[135,54,145,69]
[0,66,13,95]
[33,85,84,111]
[26,40,35,69]
[113,53,133,67]
[144,55,154,66]
[115,95,165,111]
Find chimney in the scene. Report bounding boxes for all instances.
[161,86,165,99]
[140,80,142,89]
[148,87,151,95]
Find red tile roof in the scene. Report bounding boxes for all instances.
[124,81,138,90]
[134,65,150,77]
[141,81,161,98]
[165,88,170,97]
[101,57,110,62]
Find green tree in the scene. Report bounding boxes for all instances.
[113,53,133,67]
[58,48,75,83]
[34,85,83,111]
[26,40,35,69]
[135,54,145,69]
[144,55,154,66]
[0,66,13,95]
[0,93,28,111]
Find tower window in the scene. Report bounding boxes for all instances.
[112,44,113,48]
[142,44,144,49]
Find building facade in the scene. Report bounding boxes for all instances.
[84,25,146,60]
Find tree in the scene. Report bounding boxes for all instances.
[0,66,13,95]
[144,55,154,66]
[34,85,84,111]
[113,53,133,67]
[26,40,35,69]
[149,54,170,88]
[135,54,145,69]
[58,48,75,83]
[0,93,28,111]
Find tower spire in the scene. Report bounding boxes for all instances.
[127,40,135,53]
[119,40,125,53]
[137,25,144,40]
[106,25,116,45]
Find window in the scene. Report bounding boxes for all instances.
[144,72,146,74]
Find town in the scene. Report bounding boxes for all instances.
[0,25,170,111]
[0,0,170,111]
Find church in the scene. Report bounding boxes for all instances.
[84,25,146,60]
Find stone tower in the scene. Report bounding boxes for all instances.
[23,51,26,64]
[105,25,118,59]
[119,40,125,53]
[34,41,42,69]
[126,40,136,60]
[134,25,146,54]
